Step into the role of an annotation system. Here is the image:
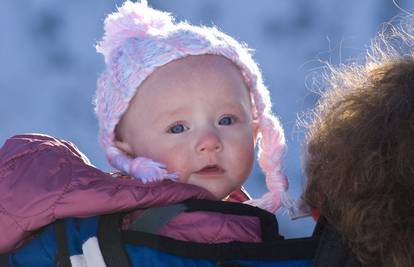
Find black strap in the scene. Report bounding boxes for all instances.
[217,262,254,267]
[99,199,314,264]
[54,219,72,267]
[0,253,10,267]
[121,230,318,261]
[128,204,187,234]
[99,214,132,267]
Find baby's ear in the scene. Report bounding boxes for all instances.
[114,139,134,157]
[252,119,260,146]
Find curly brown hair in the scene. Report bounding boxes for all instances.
[304,19,414,267]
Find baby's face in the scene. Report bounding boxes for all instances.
[116,55,258,200]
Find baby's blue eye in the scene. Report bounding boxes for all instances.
[168,124,186,134]
[218,116,235,126]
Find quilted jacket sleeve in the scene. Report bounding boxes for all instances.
[0,134,214,253]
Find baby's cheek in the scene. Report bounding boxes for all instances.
[234,141,255,177]
[160,149,191,181]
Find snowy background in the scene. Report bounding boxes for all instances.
[1,0,413,238]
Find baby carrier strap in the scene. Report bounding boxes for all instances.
[128,203,187,235]
[128,199,281,242]
[53,219,72,267]
[0,253,10,267]
[98,199,282,267]
[98,210,132,267]
[98,199,318,267]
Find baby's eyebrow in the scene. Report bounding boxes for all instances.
[222,102,250,113]
[154,107,189,123]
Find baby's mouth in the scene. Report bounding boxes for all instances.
[195,165,225,175]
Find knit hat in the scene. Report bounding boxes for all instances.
[95,0,294,214]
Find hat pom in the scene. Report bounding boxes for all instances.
[96,0,174,63]
[107,145,179,183]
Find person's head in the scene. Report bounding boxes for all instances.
[303,18,414,267]
[115,54,258,200]
[95,1,290,212]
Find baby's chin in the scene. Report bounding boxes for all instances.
[180,181,224,200]
[199,186,233,201]
[180,173,242,200]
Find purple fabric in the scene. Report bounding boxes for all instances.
[159,212,260,243]
[0,134,261,253]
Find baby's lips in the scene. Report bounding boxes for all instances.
[195,164,225,174]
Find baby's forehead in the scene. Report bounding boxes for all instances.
[163,54,240,70]
[134,55,251,104]
[146,55,246,85]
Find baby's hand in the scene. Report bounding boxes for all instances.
[129,157,179,183]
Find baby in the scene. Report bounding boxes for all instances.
[0,0,294,254]
[95,0,293,213]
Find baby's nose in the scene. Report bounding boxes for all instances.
[196,131,223,153]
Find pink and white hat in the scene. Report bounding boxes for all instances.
[95,0,294,214]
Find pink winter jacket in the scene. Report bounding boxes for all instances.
[0,134,261,253]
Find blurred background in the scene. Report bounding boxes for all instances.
[1,0,413,238]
